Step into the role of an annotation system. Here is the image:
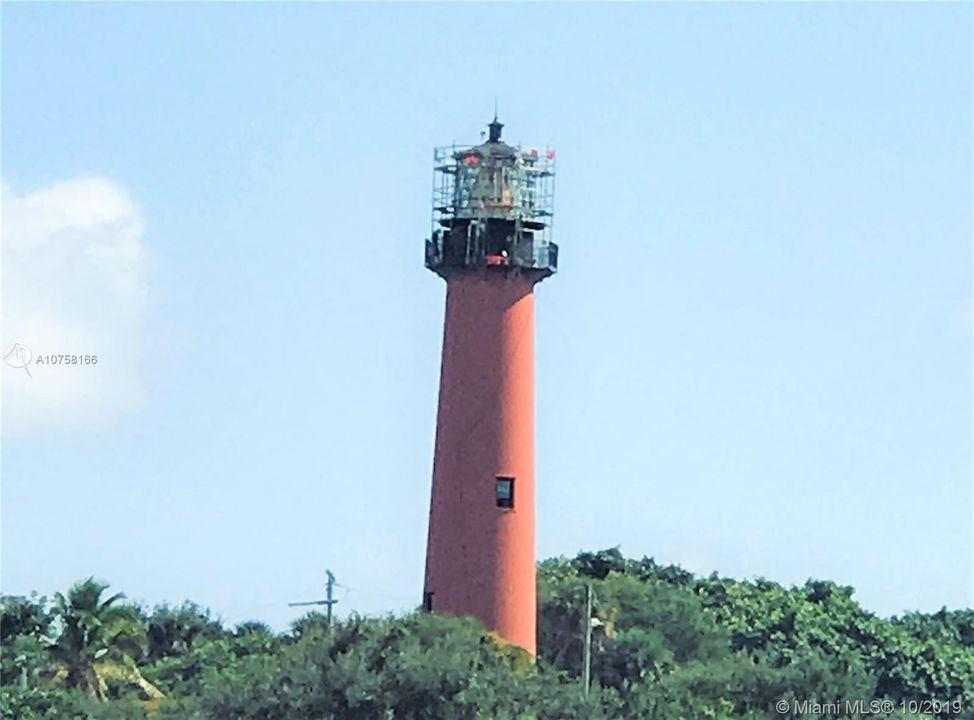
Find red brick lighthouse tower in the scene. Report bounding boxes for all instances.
[423,117,557,655]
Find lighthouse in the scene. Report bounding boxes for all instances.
[422,117,557,654]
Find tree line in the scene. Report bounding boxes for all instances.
[2,549,972,719]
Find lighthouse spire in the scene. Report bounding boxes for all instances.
[488,110,504,143]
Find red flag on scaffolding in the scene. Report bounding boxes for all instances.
[546,149,556,160]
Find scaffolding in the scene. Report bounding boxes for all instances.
[426,123,559,280]
[432,142,556,245]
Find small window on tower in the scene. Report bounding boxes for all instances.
[422,592,433,612]
[495,476,515,509]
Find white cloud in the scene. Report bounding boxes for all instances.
[2,177,148,434]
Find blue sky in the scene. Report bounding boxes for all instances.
[2,2,971,630]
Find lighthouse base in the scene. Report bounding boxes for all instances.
[423,269,538,655]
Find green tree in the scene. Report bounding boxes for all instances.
[1,594,54,689]
[47,578,162,702]
[0,686,149,720]
[7,554,974,719]
[165,612,618,720]
[144,602,226,663]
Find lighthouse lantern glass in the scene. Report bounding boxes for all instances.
[432,144,554,235]
[426,121,558,279]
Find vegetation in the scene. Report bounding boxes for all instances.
[2,550,971,719]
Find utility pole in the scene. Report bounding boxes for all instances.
[15,655,27,690]
[289,570,339,627]
[582,583,593,696]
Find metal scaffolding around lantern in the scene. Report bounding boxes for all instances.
[426,117,558,281]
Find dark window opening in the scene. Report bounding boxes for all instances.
[422,592,433,612]
[496,476,515,509]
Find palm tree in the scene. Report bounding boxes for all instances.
[48,578,163,701]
